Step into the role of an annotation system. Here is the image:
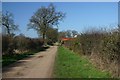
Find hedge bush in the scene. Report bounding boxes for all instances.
[2,34,44,55]
[63,27,120,77]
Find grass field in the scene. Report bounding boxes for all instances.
[53,46,111,78]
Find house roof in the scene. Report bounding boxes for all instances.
[61,38,75,41]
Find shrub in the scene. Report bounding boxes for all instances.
[63,27,120,77]
[2,34,44,55]
[14,35,29,52]
[2,35,16,55]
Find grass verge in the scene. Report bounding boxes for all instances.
[53,46,111,78]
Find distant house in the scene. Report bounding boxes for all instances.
[60,35,78,46]
[61,38,74,41]
[60,37,75,46]
[61,35,78,41]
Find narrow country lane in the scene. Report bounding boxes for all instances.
[2,46,58,78]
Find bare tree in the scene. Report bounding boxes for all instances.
[71,30,78,37]
[0,11,2,24]
[66,30,72,38]
[58,31,66,39]
[28,4,65,44]
[2,11,19,35]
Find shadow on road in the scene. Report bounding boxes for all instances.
[2,46,50,73]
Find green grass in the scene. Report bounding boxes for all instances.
[2,50,40,67]
[53,46,111,78]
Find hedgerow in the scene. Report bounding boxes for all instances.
[63,27,120,77]
[2,34,44,55]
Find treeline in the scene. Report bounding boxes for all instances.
[2,34,44,55]
[2,3,64,55]
[62,26,120,78]
[2,11,44,55]
[2,26,59,55]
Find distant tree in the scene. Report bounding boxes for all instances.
[46,27,58,44]
[66,30,72,38]
[28,4,65,44]
[0,11,2,35]
[71,30,78,37]
[0,11,2,24]
[58,31,66,39]
[118,25,120,32]
[58,30,78,39]
[2,11,19,35]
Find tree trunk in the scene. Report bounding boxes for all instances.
[42,33,45,45]
[43,24,47,46]
[7,27,10,35]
